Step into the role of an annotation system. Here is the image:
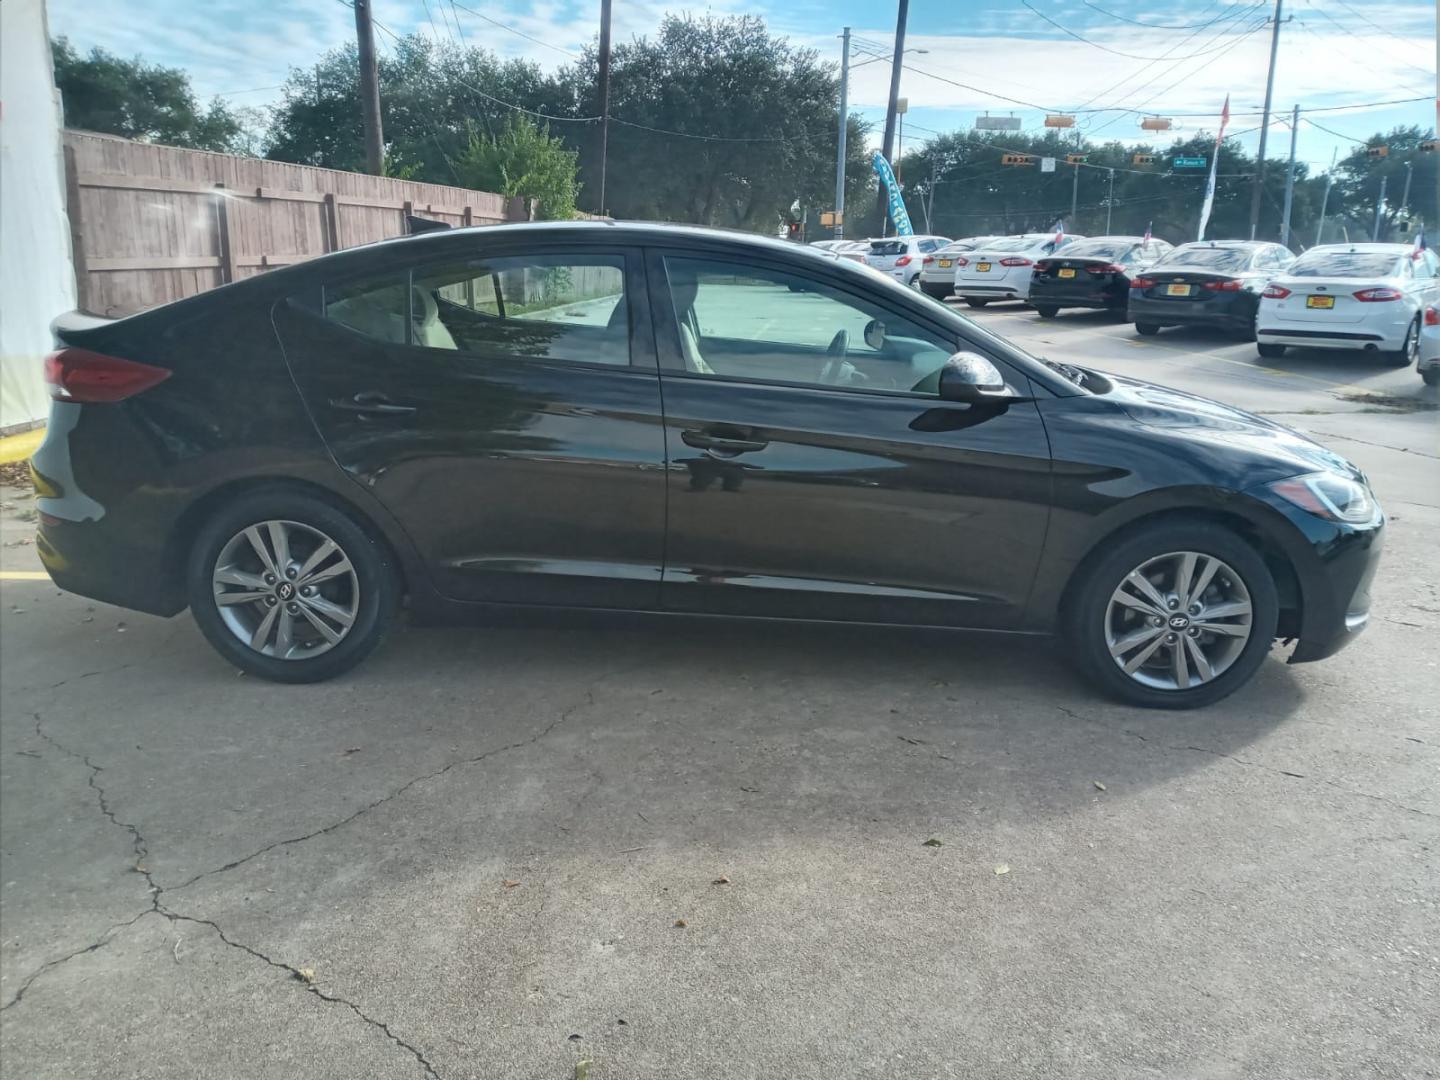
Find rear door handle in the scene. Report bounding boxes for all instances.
[681,429,769,455]
[329,392,417,417]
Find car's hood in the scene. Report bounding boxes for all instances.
[1091,371,1365,484]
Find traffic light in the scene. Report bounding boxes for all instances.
[1421,140,1437,153]
[1133,154,1155,165]
[1367,145,1389,158]
[786,221,802,240]
[1066,154,1088,164]
[1002,153,1033,166]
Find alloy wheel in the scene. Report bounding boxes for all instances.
[211,519,360,660]
[1104,550,1253,691]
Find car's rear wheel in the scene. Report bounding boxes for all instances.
[921,284,951,300]
[964,297,989,308]
[1065,522,1278,709]
[1257,342,1286,359]
[1034,305,1059,319]
[187,489,399,682]
[1383,317,1420,368]
[1135,321,1161,336]
[1422,366,1440,387]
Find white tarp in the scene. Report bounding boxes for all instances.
[1,0,74,431]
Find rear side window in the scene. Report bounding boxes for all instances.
[323,255,631,366]
[869,240,907,256]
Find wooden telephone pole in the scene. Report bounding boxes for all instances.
[354,0,385,175]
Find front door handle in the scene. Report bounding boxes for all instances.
[329,392,417,417]
[681,429,769,456]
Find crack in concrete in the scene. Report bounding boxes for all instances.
[170,660,653,892]
[1301,430,1439,460]
[0,910,151,1013]
[155,906,441,1080]
[1063,708,1438,820]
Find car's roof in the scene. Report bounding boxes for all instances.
[1070,235,1148,243]
[1300,242,1411,254]
[1171,240,1269,249]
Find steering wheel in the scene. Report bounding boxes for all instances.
[817,330,851,385]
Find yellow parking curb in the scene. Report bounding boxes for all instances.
[0,571,50,581]
[0,427,43,465]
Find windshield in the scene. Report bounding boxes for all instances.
[1158,247,1252,271]
[869,240,908,255]
[1289,250,1401,278]
[1063,240,1134,260]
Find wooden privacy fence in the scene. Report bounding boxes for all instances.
[63,130,530,318]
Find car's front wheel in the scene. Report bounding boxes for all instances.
[187,488,399,682]
[1065,522,1279,709]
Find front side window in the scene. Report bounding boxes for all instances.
[662,256,955,394]
[323,254,631,366]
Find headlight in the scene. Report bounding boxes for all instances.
[1268,472,1376,523]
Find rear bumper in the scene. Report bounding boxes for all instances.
[955,282,1027,299]
[1028,283,1124,310]
[1258,306,1412,349]
[35,509,185,616]
[1255,328,1393,349]
[1128,292,1256,329]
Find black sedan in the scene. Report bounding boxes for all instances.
[1128,241,1296,337]
[1029,236,1173,317]
[33,222,1383,708]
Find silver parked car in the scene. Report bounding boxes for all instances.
[918,237,999,299]
[864,235,952,289]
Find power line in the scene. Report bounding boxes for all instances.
[1300,2,1434,83]
[1021,0,1268,61]
[1078,0,1228,31]
[1329,0,1435,58]
[448,0,580,58]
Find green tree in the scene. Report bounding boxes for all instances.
[1330,126,1436,242]
[553,15,840,229]
[50,37,242,151]
[454,115,580,220]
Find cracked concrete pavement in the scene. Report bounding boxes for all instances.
[1,308,1437,1079]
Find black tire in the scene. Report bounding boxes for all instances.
[921,283,952,300]
[1422,366,1440,387]
[1134,321,1161,336]
[964,297,990,308]
[1063,521,1279,710]
[187,488,400,683]
[1257,342,1286,359]
[1382,318,1420,368]
[1034,305,1059,319]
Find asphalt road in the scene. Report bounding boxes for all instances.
[1,301,1437,1079]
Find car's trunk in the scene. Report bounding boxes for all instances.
[1269,278,1374,325]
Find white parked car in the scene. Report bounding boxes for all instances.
[1419,304,1440,386]
[952,233,1086,307]
[1255,243,1440,365]
[864,235,952,288]
[918,236,998,299]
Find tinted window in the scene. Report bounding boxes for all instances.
[869,240,908,256]
[1289,250,1403,278]
[324,255,630,365]
[1062,240,1135,260]
[1412,252,1435,280]
[663,256,954,394]
[981,237,1042,253]
[1158,247,1254,272]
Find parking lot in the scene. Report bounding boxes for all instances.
[1,302,1436,1079]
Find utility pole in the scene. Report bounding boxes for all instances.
[1280,104,1299,246]
[1070,133,1081,226]
[1399,159,1414,221]
[1315,147,1336,246]
[1372,174,1388,241]
[1247,0,1285,239]
[834,27,850,239]
[596,0,613,215]
[353,0,384,175]
[873,0,911,237]
[1106,168,1115,233]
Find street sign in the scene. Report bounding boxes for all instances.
[1040,157,1056,173]
[820,211,842,227]
[1173,156,1207,168]
[896,97,909,115]
[976,115,1022,131]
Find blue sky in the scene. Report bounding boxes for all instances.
[47,0,1436,172]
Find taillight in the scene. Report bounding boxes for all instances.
[895,255,912,267]
[1261,284,1291,300]
[1203,279,1245,292]
[999,257,1032,267]
[1425,306,1439,326]
[44,348,171,403]
[1353,287,1402,302]
[922,256,935,265]
[1034,261,1053,272]
[1087,263,1125,274]
[954,257,970,267]
[1129,277,1156,289]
